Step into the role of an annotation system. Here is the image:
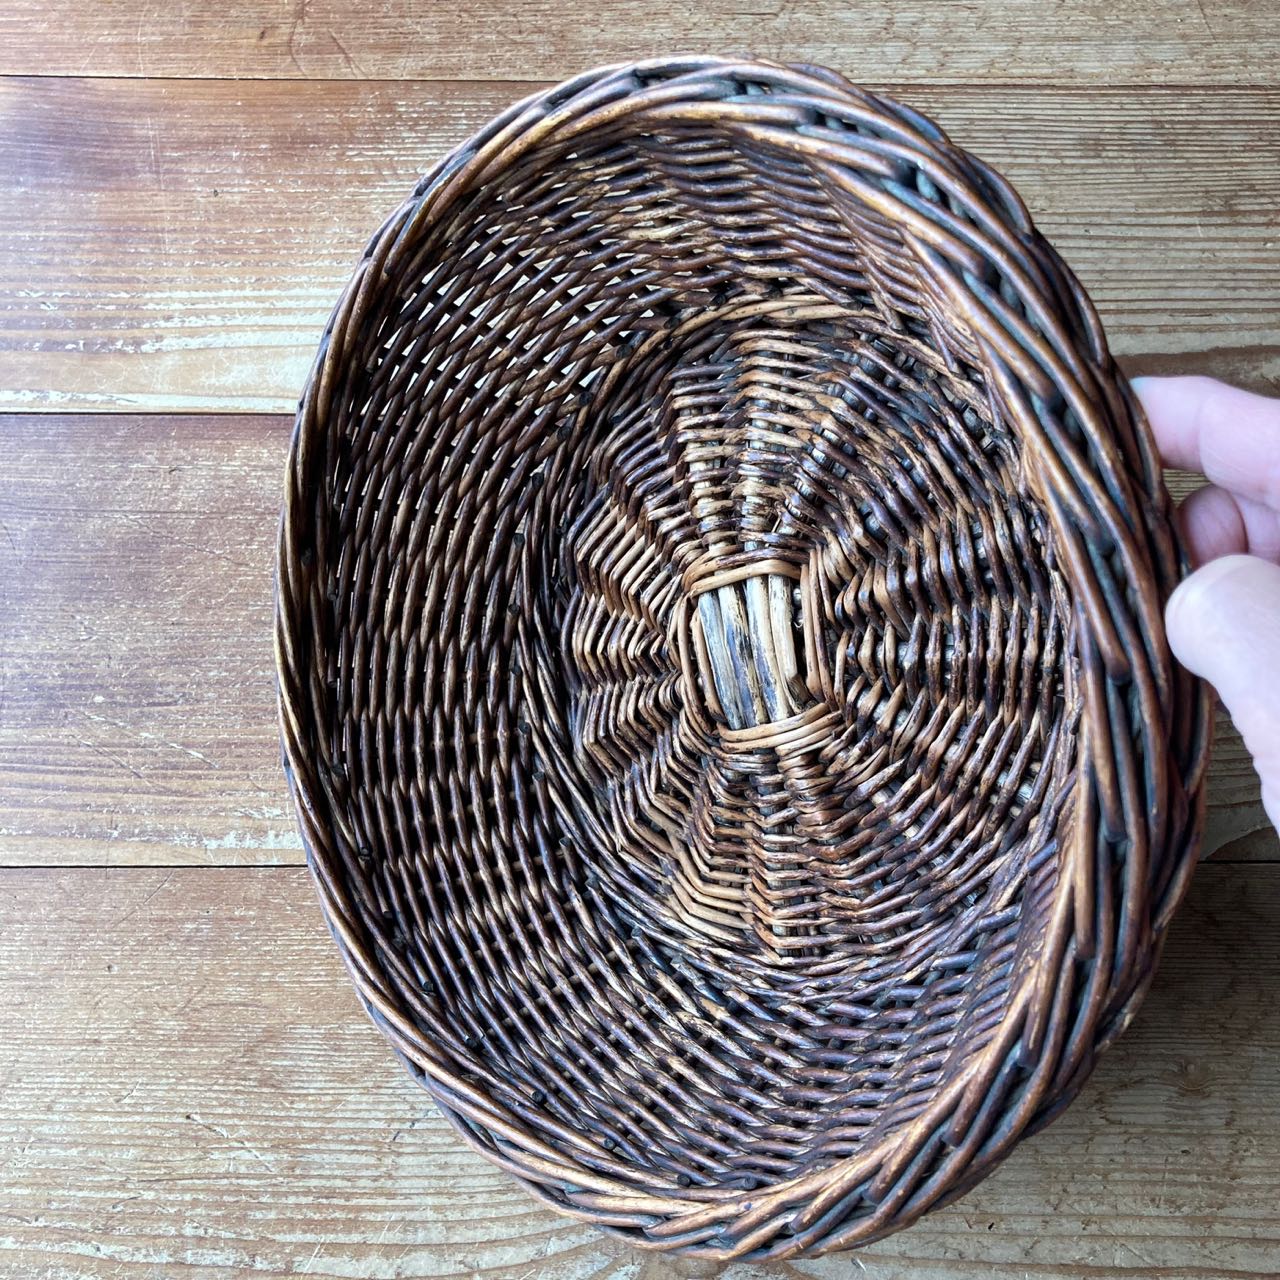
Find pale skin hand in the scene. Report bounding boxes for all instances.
[1133,376,1280,831]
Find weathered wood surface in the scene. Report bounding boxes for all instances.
[0,0,1276,85]
[1,414,1273,868]
[0,414,299,865]
[1,862,1276,1278]
[1,78,1277,413]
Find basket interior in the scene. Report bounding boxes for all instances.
[315,103,1083,1189]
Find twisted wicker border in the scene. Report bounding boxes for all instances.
[276,57,1211,1258]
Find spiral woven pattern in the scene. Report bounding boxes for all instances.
[276,58,1210,1259]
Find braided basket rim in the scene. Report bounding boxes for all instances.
[275,56,1212,1260]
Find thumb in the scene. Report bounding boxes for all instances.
[1166,554,1280,831]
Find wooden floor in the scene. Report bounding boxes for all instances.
[1,4,1277,1276]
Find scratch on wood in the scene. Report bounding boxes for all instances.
[113,870,174,926]
[286,0,308,76]
[1193,0,1218,41]
[184,1111,279,1172]
[328,30,365,77]
[72,734,157,791]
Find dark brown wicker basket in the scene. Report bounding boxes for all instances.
[276,57,1211,1259]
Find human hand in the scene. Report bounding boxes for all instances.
[1134,376,1280,831]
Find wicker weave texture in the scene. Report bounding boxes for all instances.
[276,58,1211,1259]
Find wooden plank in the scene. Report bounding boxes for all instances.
[0,414,299,866]
[0,862,1277,1277]
[0,0,1276,85]
[0,77,1277,414]
[1,413,1274,868]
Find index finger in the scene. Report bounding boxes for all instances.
[1133,375,1280,512]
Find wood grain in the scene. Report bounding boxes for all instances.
[1,862,1277,1278]
[0,414,298,865]
[0,0,1276,85]
[0,78,1277,413]
[1,413,1273,868]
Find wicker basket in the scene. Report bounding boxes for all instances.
[276,57,1210,1259]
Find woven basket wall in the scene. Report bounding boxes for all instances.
[275,57,1211,1259]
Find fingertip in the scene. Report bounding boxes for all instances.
[1165,554,1250,667]
[1166,556,1280,832]
[1166,554,1280,690]
[1177,484,1249,566]
[1131,375,1202,471]
[1263,779,1280,833]
[1132,373,1212,413]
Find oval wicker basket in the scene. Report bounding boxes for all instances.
[276,57,1211,1259]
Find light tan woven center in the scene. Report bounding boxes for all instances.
[562,307,1073,960]
[692,574,812,728]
